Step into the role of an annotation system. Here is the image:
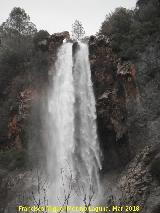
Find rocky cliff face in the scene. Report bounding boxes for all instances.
[0,31,69,152]
[119,143,160,213]
[0,31,160,212]
[88,35,160,212]
[89,35,138,171]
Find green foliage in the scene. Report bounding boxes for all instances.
[99,8,134,60]
[0,47,27,68]
[0,7,37,71]
[1,7,37,36]
[137,0,160,11]
[99,0,160,60]
[33,30,50,50]
[0,7,37,76]
[100,8,132,36]
[33,30,49,42]
[0,8,51,108]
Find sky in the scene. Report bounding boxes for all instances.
[0,0,137,36]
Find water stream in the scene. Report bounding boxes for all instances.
[47,42,101,206]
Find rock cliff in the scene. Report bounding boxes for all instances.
[88,35,160,212]
[0,31,160,212]
[89,35,138,171]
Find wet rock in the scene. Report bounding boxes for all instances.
[48,31,70,72]
[89,35,138,171]
[72,41,80,56]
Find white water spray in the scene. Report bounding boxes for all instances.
[47,42,101,205]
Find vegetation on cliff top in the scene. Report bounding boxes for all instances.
[99,0,160,60]
[0,7,49,85]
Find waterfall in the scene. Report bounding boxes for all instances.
[47,42,101,206]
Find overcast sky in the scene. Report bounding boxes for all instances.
[0,0,137,35]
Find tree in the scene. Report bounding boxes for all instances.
[0,8,36,65]
[100,8,132,37]
[33,30,50,43]
[72,20,85,40]
[1,7,37,36]
[99,8,134,59]
[99,1,160,61]
[33,30,50,50]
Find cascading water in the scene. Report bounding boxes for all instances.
[73,43,101,194]
[47,41,101,206]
